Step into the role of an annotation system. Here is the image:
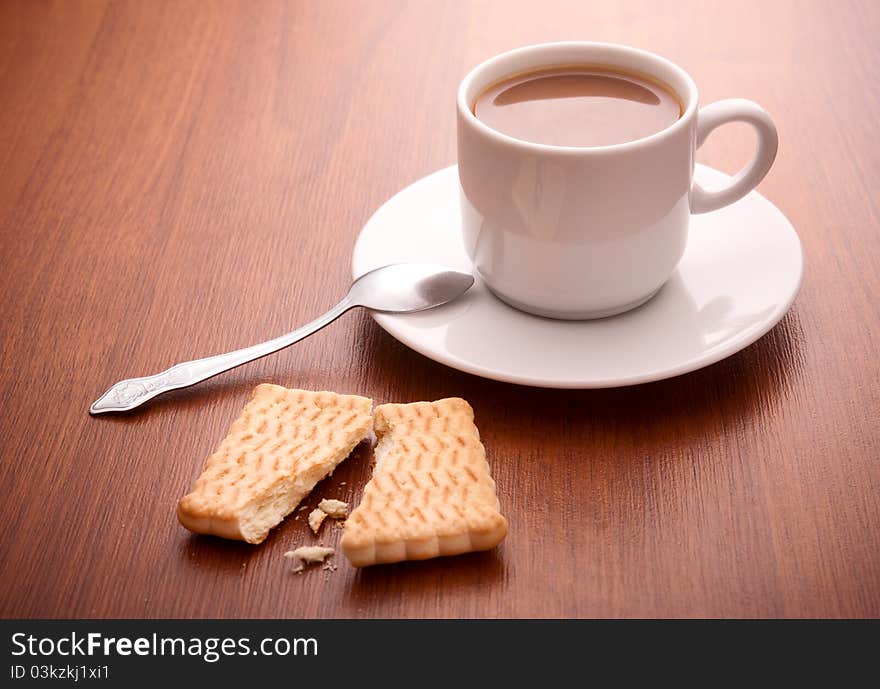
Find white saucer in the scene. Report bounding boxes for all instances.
[351,165,803,388]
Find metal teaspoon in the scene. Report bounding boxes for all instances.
[89,263,474,414]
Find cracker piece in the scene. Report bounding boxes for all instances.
[341,398,507,566]
[178,384,372,543]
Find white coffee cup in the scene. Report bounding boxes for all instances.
[456,42,778,319]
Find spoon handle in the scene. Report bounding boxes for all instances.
[89,297,355,414]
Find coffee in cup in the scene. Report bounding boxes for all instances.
[473,65,682,148]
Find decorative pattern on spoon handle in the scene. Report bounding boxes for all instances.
[89,296,356,414]
[90,364,194,413]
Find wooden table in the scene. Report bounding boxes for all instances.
[1,0,878,619]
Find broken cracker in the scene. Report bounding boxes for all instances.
[178,384,372,544]
[341,398,507,567]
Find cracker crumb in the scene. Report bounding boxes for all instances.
[284,546,334,573]
[297,505,309,512]
[308,508,328,534]
[318,498,349,519]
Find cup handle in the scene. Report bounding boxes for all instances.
[690,99,778,214]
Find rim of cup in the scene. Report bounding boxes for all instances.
[456,41,700,155]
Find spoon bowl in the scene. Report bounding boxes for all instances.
[349,263,474,313]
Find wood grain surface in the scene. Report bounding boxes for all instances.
[1,0,878,619]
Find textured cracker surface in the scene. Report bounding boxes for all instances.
[341,398,507,566]
[178,384,372,543]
